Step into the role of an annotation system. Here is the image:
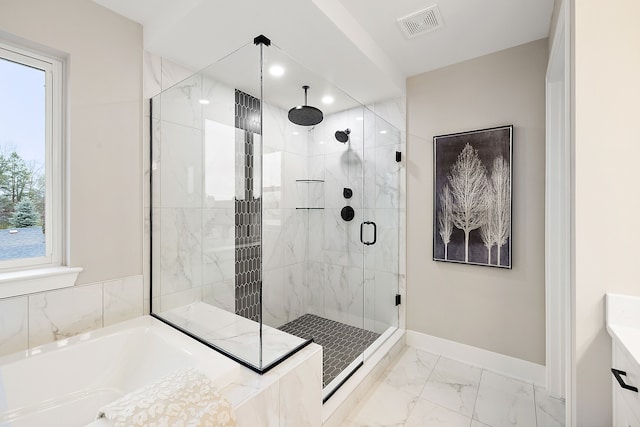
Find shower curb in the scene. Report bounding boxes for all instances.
[321,329,406,427]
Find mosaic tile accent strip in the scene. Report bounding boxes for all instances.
[278,314,380,387]
[234,89,262,322]
[235,90,261,134]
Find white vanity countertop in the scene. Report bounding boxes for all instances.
[606,293,640,365]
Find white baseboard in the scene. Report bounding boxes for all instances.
[406,330,546,386]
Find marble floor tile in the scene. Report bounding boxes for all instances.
[534,386,566,427]
[382,347,440,396]
[404,398,472,427]
[420,356,482,417]
[345,382,418,426]
[473,370,537,427]
[344,345,565,427]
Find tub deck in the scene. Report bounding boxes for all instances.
[0,315,322,427]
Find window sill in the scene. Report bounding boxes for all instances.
[0,266,83,299]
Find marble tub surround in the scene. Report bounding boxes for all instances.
[0,297,28,356]
[159,301,309,369]
[0,274,144,357]
[0,315,322,427]
[343,345,565,427]
[220,340,323,427]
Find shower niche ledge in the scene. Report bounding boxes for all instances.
[295,179,324,210]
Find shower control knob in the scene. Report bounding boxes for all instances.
[343,188,353,199]
[341,206,355,222]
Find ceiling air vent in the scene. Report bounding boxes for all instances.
[397,5,444,39]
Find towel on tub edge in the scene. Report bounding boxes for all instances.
[96,368,237,427]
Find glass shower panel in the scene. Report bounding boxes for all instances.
[150,35,401,390]
[151,41,310,372]
[260,45,374,397]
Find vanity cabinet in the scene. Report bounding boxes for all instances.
[605,294,640,427]
[613,342,640,426]
[615,386,640,427]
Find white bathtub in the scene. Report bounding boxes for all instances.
[0,316,242,427]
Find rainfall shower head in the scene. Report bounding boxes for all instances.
[288,85,323,126]
[335,128,351,143]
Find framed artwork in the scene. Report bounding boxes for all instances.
[433,125,513,268]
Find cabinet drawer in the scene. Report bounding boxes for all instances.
[614,344,640,422]
[616,387,640,427]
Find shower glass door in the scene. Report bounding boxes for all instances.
[259,45,377,400]
[362,111,401,352]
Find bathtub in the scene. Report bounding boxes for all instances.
[0,316,242,427]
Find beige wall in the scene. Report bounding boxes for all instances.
[406,39,547,364]
[573,0,640,425]
[0,0,143,284]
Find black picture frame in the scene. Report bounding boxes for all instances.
[433,125,513,268]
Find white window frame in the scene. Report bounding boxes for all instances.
[0,40,80,298]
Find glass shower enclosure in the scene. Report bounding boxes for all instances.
[150,36,401,399]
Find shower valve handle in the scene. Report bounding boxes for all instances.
[360,221,377,246]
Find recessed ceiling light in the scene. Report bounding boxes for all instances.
[292,131,299,135]
[199,99,210,105]
[322,96,334,105]
[319,140,325,144]
[355,116,363,121]
[269,65,285,77]
[380,130,388,134]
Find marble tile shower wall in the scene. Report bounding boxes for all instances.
[0,275,144,357]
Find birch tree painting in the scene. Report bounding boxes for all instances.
[438,184,453,260]
[433,126,512,268]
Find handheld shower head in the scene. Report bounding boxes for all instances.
[335,128,351,143]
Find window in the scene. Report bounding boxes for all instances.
[0,42,63,272]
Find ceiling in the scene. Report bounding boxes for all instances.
[335,0,554,77]
[94,0,554,106]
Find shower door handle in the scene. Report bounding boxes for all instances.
[360,221,377,246]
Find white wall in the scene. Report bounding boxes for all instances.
[573,0,640,425]
[406,39,548,365]
[0,0,143,356]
